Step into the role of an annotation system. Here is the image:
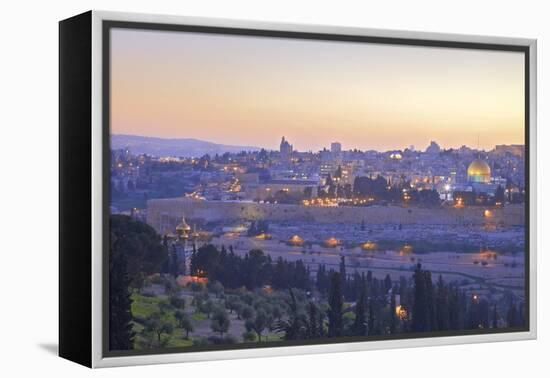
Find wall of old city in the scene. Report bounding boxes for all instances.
[146,197,525,233]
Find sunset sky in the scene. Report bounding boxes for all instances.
[110,28,525,152]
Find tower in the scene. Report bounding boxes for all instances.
[280,136,293,161]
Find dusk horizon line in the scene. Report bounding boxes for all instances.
[112,133,524,154]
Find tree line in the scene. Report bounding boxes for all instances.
[189,244,311,291]
[189,245,525,338]
[110,215,525,350]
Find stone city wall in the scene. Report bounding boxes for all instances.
[146,197,525,233]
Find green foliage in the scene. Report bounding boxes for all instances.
[327,272,344,337]
[191,312,207,321]
[306,301,324,339]
[211,309,231,337]
[242,330,257,342]
[110,214,170,351]
[207,281,224,298]
[192,291,209,308]
[199,299,216,318]
[140,311,175,348]
[240,304,255,321]
[274,289,308,340]
[170,295,185,309]
[352,290,367,336]
[412,263,433,332]
[180,316,194,338]
[224,295,240,314]
[124,235,523,349]
[110,215,167,288]
[245,310,271,342]
[189,244,310,291]
[131,294,163,319]
[109,241,135,350]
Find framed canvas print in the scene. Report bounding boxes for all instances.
[59,10,537,368]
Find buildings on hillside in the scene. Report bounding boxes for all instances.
[111,136,525,215]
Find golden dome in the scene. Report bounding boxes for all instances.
[467,159,491,183]
[175,215,191,233]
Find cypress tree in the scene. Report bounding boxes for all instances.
[353,289,367,336]
[384,274,392,292]
[507,301,518,327]
[316,264,327,295]
[366,270,373,284]
[367,300,376,335]
[435,275,449,331]
[307,301,320,339]
[412,263,429,332]
[425,270,436,331]
[109,236,135,350]
[328,272,344,337]
[492,305,499,328]
[161,235,170,274]
[448,286,460,330]
[339,256,347,298]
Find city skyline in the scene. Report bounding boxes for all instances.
[111,28,525,152]
[112,133,523,155]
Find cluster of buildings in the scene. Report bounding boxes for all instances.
[111,137,526,304]
[229,137,524,206]
[111,136,526,216]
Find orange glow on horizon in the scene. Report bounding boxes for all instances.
[111,29,525,151]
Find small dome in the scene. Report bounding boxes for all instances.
[288,235,304,246]
[361,241,377,250]
[467,159,491,183]
[323,237,340,248]
[175,215,191,232]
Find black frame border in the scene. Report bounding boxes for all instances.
[59,10,93,367]
[101,20,531,359]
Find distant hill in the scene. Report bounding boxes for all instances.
[111,134,261,157]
